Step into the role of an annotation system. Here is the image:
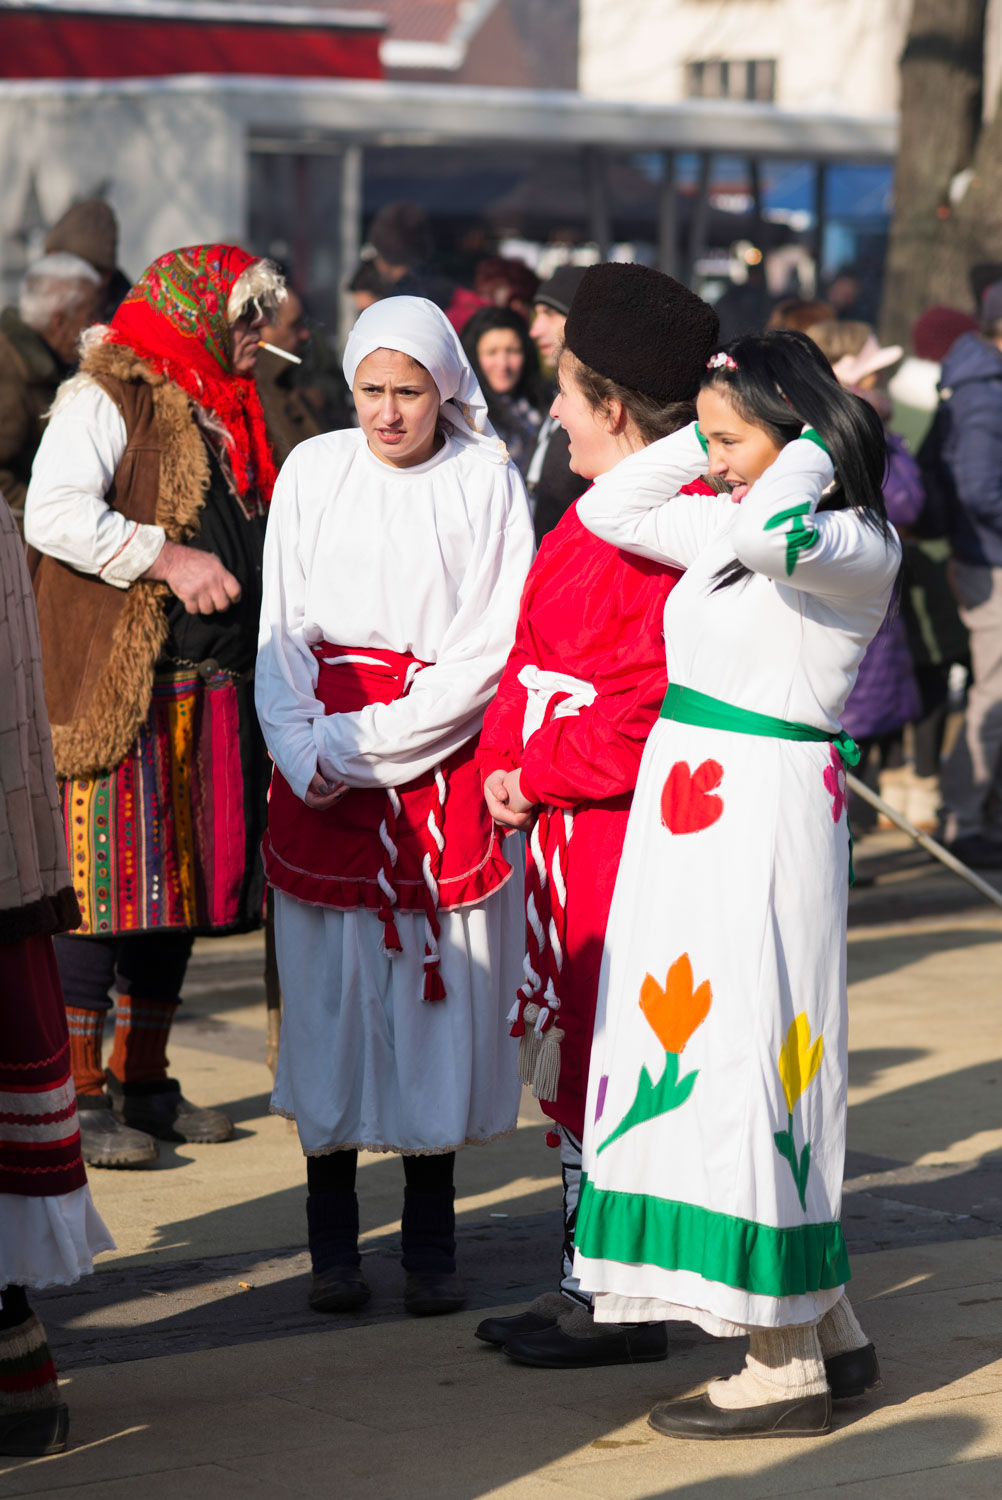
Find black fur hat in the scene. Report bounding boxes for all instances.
[563,262,720,403]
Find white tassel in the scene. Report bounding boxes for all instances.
[517,1002,541,1085]
[532,1025,564,1104]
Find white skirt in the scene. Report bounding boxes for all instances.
[0,1185,115,1291]
[271,857,525,1155]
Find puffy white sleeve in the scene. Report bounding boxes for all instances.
[24,381,166,587]
[255,453,328,801]
[731,437,902,601]
[313,468,535,790]
[577,421,733,567]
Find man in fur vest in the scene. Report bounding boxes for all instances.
[24,245,283,1168]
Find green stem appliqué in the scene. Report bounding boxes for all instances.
[763,503,818,576]
[773,1112,812,1211]
[597,1051,698,1155]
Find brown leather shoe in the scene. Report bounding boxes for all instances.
[308,1266,371,1314]
[503,1318,667,1368]
[825,1343,882,1400]
[404,1271,466,1316]
[77,1094,158,1168]
[649,1389,831,1440]
[0,1403,69,1457]
[107,1074,233,1144]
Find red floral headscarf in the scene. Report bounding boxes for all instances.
[109,244,278,509]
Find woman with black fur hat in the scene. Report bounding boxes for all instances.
[475,262,720,1370]
[572,329,898,1439]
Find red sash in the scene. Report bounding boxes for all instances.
[262,644,512,1000]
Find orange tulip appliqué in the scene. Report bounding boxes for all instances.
[774,1012,824,1211]
[597,953,711,1154]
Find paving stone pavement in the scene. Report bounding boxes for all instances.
[6,829,1002,1498]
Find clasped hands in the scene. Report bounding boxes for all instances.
[483,768,536,831]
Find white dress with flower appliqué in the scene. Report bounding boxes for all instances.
[571,425,900,1335]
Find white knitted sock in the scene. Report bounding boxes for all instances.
[707,1323,827,1410]
[556,1304,630,1340]
[817,1294,869,1358]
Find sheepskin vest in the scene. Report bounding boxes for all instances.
[32,341,209,778]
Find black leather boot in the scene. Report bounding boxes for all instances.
[76,1093,158,1168]
[306,1191,370,1313]
[106,1072,233,1144]
[401,1186,465,1316]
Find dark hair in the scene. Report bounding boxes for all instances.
[560,347,695,445]
[765,297,836,333]
[461,306,548,419]
[347,258,391,297]
[473,255,541,309]
[701,329,890,589]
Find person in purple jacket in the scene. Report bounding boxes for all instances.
[807,322,923,822]
[919,283,1002,866]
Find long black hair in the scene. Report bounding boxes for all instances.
[701,329,890,588]
[460,305,548,420]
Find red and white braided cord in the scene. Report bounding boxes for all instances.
[421,768,449,1001]
[377,786,403,954]
[508,805,573,1037]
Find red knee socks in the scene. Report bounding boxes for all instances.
[65,1007,106,1096]
[105,998,178,1086]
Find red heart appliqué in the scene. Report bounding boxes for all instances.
[660,759,725,835]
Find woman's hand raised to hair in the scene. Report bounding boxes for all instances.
[484,768,535,831]
[144,540,242,615]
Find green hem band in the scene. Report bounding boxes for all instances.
[575,1175,850,1298]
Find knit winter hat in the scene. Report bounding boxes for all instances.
[912,305,978,361]
[368,201,434,269]
[981,280,1002,327]
[534,264,587,317]
[45,199,118,275]
[563,262,719,402]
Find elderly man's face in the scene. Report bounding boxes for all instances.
[45,280,99,364]
[261,291,308,356]
[229,307,268,376]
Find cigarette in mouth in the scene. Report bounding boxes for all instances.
[258,341,303,365]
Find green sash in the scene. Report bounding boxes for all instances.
[659,682,860,767]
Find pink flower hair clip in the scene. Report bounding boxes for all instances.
[706,352,738,372]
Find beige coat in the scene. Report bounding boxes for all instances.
[0,307,63,519]
[0,489,79,941]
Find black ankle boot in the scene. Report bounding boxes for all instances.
[400,1186,465,1316]
[306,1191,370,1313]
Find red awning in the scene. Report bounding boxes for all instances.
[0,4,385,80]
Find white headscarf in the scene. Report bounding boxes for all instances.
[343,296,508,463]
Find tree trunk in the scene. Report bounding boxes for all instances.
[880,0,987,344]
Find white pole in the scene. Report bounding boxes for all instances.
[847,772,1002,912]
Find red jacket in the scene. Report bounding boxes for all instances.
[477,487,712,1134]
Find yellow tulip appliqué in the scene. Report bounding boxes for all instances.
[774,1012,824,1211]
[597,954,711,1155]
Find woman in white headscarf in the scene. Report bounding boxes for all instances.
[256,297,534,1318]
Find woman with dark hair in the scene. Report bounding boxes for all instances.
[461,306,546,476]
[475,263,720,1370]
[572,330,899,1439]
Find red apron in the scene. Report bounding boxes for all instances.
[262,644,513,1000]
